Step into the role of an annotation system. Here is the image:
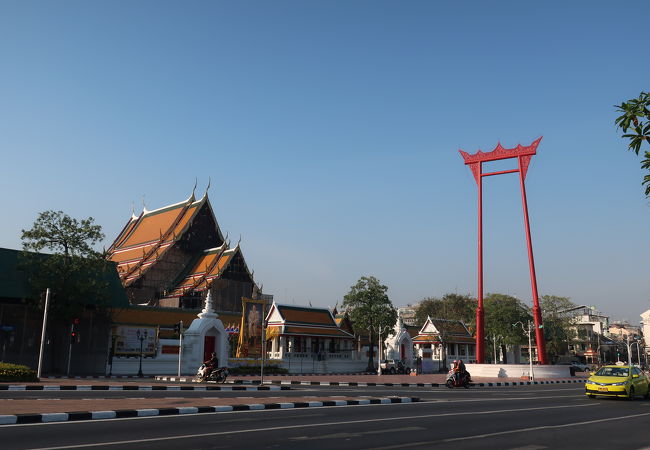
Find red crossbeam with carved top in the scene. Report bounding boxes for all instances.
[459,137,547,365]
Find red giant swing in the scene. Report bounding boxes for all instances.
[460,137,548,365]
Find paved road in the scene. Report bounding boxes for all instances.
[2,384,650,449]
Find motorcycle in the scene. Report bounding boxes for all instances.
[195,364,229,383]
[445,369,470,389]
[395,360,412,375]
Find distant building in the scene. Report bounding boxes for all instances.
[560,305,613,364]
[0,247,128,374]
[608,321,641,339]
[398,304,419,326]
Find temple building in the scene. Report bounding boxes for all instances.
[413,317,475,372]
[265,303,356,359]
[107,189,265,314]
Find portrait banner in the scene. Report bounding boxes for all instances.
[236,298,266,358]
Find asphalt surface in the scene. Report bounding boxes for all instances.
[2,383,650,449]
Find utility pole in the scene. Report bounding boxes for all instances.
[177,321,183,377]
[37,288,51,379]
[66,323,74,376]
[492,334,502,364]
[261,320,266,384]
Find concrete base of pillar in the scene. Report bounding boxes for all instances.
[466,363,572,378]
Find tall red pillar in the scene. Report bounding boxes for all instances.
[460,137,548,365]
[476,161,485,363]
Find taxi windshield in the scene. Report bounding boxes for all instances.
[595,367,629,377]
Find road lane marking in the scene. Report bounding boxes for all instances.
[26,403,597,449]
[508,446,547,450]
[291,426,426,440]
[368,412,650,448]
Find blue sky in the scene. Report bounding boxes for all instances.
[0,1,648,322]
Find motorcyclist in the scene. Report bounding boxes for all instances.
[202,352,219,378]
[453,359,470,384]
[452,360,461,384]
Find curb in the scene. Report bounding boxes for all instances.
[0,385,289,391]
[155,376,586,387]
[44,373,373,380]
[0,397,419,425]
[220,379,587,387]
[473,379,587,387]
[45,376,149,379]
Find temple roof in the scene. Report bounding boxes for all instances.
[108,193,215,285]
[413,317,473,344]
[168,244,239,296]
[266,303,354,339]
[107,189,262,306]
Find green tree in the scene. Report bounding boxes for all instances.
[414,293,476,330]
[539,295,578,361]
[484,294,532,364]
[342,276,397,372]
[21,210,110,319]
[615,92,650,196]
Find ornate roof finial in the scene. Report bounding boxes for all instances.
[192,177,198,198]
[142,194,148,213]
[205,177,211,197]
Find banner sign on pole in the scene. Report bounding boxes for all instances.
[236,298,266,358]
[112,325,158,356]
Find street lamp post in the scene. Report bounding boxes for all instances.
[492,334,502,364]
[625,335,633,367]
[136,329,147,378]
[371,324,391,376]
[514,321,534,382]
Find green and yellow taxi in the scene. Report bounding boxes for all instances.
[585,365,650,400]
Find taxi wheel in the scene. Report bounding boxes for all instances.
[627,387,635,400]
[644,388,650,400]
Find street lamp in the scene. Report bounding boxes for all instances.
[136,329,148,377]
[371,324,392,376]
[513,321,535,382]
[491,334,503,364]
